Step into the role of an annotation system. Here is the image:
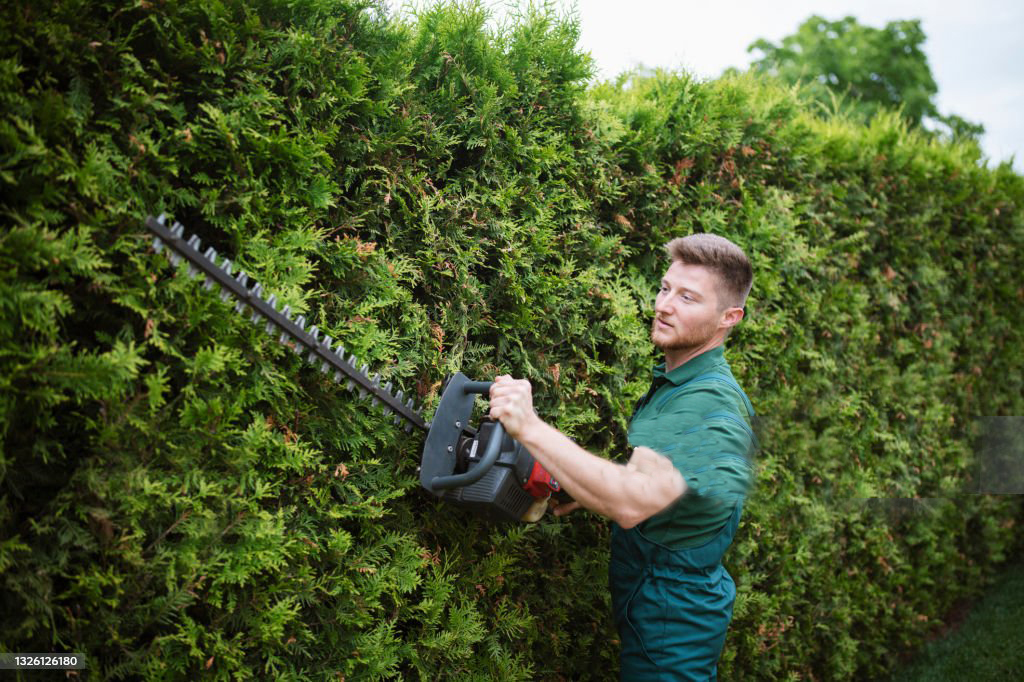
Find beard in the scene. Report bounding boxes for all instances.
[650,315,719,352]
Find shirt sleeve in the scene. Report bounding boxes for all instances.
[633,384,756,505]
[672,420,754,504]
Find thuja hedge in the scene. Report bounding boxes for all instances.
[1,1,1021,679]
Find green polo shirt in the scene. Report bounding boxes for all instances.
[627,346,756,549]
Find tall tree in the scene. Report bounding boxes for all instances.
[748,15,983,139]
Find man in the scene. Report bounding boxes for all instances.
[489,233,756,681]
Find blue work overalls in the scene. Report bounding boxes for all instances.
[610,361,753,681]
[610,502,742,681]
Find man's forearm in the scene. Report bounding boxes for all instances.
[488,375,684,527]
[515,417,678,528]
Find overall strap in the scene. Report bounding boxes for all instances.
[629,377,666,422]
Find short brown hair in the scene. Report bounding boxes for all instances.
[665,233,753,308]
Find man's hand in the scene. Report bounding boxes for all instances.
[488,375,541,440]
[549,498,581,517]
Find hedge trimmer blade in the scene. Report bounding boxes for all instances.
[144,214,429,433]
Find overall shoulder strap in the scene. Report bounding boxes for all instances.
[629,379,664,422]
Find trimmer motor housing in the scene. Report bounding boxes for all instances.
[420,373,562,522]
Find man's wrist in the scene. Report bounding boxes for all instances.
[513,412,548,447]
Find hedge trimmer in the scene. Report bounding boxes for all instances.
[143,215,563,523]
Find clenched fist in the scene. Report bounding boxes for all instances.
[488,375,541,440]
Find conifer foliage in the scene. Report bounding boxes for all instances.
[1,1,1022,679]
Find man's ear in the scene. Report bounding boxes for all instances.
[721,306,744,330]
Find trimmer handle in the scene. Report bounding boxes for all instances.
[427,379,505,492]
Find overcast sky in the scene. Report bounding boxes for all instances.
[388,1,1023,172]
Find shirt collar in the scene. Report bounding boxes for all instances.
[652,345,727,386]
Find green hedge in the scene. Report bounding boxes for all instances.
[1,1,1021,679]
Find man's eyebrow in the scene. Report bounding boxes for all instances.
[661,281,704,299]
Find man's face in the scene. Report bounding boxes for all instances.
[650,262,730,353]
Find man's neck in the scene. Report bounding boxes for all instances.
[664,338,724,373]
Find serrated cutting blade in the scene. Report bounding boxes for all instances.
[142,215,429,432]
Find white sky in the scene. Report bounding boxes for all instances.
[387,0,1023,172]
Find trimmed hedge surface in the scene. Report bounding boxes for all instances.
[1,1,1021,679]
